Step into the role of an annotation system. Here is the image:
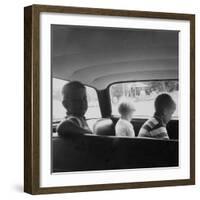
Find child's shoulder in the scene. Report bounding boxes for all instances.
[59,115,82,127]
[117,118,132,127]
[143,117,160,130]
[147,117,159,125]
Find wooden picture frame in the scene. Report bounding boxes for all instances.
[24,4,195,194]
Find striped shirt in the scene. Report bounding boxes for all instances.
[138,116,169,140]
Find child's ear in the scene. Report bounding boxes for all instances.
[163,108,168,116]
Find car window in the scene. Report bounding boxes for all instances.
[53,78,101,122]
[109,80,178,119]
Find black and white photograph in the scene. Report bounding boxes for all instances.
[24,5,195,194]
[51,25,179,173]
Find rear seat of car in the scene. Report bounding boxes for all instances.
[52,134,178,172]
[93,118,178,139]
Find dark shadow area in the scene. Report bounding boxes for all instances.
[52,134,178,173]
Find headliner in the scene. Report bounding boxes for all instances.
[52,25,178,90]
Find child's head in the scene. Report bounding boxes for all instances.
[154,93,176,124]
[118,99,136,121]
[62,81,88,117]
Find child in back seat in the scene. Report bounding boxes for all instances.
[115,99,136,137]
[138,93,176,140]
[57,81,92,136]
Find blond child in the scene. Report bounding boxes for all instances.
[115,99,136,137]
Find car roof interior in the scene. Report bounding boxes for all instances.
[52,25,178,90]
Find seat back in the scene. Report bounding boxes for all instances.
[93,118,115,136]
[52,135,178,172]
[94,118,179,139]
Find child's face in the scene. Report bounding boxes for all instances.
[64,88,88,116]
[163,107,175,124]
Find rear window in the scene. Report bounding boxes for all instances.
[53,78,101,121]
[109,80,178,119]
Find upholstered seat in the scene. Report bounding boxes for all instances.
[52,134,178,172]
[93,118,115,136]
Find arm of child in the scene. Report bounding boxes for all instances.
[57,119,92,137]
[127,123,135,137]
[138,127,148,138]
[156,132,169,140]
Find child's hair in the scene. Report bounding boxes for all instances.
[118,99,136,116]
[154,93,176,115]
[62,81,86,100]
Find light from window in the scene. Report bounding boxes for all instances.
[109,80,178,118]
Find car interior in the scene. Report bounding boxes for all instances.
[51,25,179,172]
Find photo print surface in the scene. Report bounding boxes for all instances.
[51,24,179,173]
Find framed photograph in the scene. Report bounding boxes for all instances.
[24,4,195,194]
